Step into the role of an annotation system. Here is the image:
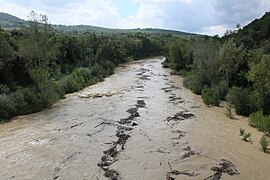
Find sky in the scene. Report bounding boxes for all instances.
[0,0,269,36]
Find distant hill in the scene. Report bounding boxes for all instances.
[0,12,26,28]
[0,12,197,36]
[52,24,197,36]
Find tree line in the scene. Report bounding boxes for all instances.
[0,12,170,121]
[164,12,270,134]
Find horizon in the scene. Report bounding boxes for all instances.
[0,0,269,36]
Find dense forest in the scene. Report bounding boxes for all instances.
[164,12,270,134]
[0,12,172,121]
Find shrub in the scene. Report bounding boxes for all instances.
[0,84,10,94]
[0,94,16,119]
[61,68,91,93]
[225,103,234,119]
[242,132,251,142]
[239,128,251,142]
[0,118,4,124]
[41,81,60,108]
[239,128,245,136]
[260,135,269,152]
[202,86,221,106]
[249,110,270,133]
[216,80,229,99]
[226,87,263,116]
[11,87,36,114]
[101,60,116,75]
[184,73,209,95]
[60,67,104,94]
[0,87,44,119]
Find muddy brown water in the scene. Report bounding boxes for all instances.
[0,57,269,180]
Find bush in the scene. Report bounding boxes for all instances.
[225,103,234,119]
[101,60,116,75]
[41,81,60,108]
[260,135,269,152]
[60,67,103,94]
[0,84,10,94]
[239,128,245,136]
[183,73,209,95]
[0,87,47,119]
[239,128,251,142]
[61,68,90,93]
[11,87,39,114]
[242,132,252,142]
[216,80,229,99]
[226,87,263,116]
[249,110,270,133]
[202,86,221,106]
[0,94,16,119]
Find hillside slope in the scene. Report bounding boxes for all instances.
[227,12,270,51]
[0,12,26,28]
[0,12,197,36]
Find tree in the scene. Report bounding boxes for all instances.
[248,53,270,94]
[18,11,59,107]
[0,33,15,86]
[248,52,270,113]
[96,38,127,66]
[167,39,187,71]
[218,39,246,87]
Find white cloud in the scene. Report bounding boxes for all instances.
[117,3,165,28]
[0,0,122,27]
[199,25,229,36]
[51,0,121,26]
[0,0,30,19]
[0,0,269,35]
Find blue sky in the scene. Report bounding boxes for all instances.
[112,0,139,17]
[0,0,269,35]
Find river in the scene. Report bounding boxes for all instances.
[0,57,269,180]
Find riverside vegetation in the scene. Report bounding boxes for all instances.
[1,11,270,137]
[0,11,168,121]
[163,12,270,135]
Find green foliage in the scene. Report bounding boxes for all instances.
[218,39,246,87]
[248,53,270,94]
[202,86,221,106]
[216,80,229,99]
[96,38,127,66]
[0,85,61,119]
[239,127,251,142]
[200,80,228,106]
[166,39,187,71]
[239,128,245,136]
[0,118,4,124]
[249,111,270,133]
[60,67,100,93]
[0,11,168,120]
[226,87,263,116]
[0,94,16,119]
[183,73,208,94]
[0,33,16,86]
[260,135,269,152]
[178,14,270,119]
[242,132,252,142]
[231,12,270,49]
[226,103,234,119]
